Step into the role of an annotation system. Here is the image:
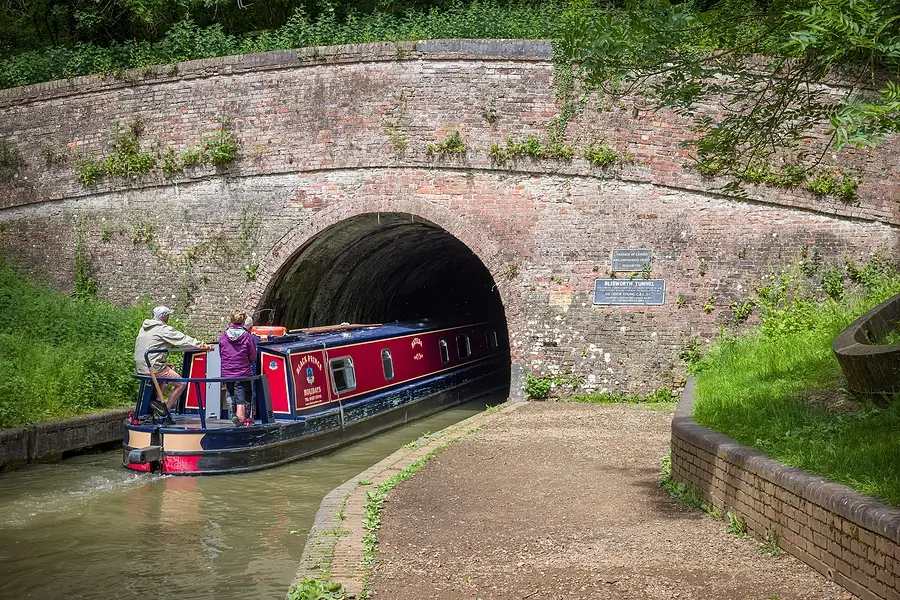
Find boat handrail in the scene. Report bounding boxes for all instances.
[132,374,264,383]
[137,348,267,429]
[140,347,263,382]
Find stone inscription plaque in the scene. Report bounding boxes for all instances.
[611,249,652,272]
[593,279,666,306]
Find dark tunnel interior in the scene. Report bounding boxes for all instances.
[260,213,508,335]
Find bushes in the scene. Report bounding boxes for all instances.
[524,373,552,399]
[0,266,148,427]
[0,2,569,89]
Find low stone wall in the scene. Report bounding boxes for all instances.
[0,408,130,469]
[671,379,900,600]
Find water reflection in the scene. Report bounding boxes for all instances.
[0,395,501,600]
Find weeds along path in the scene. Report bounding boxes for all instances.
[369,402,852,600]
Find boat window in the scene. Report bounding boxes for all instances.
[456,335,471,359]
[487,329,499,351]
[382,349,394,381]
[330,357,356,394]
[439,339,449,364]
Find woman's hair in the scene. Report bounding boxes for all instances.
[228,310,247,326]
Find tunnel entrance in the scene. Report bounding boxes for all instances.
[260,212,508,335]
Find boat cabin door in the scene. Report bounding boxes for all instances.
[204,344,222,420]
[184,345,223,420]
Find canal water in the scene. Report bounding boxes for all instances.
[0,394,504,600]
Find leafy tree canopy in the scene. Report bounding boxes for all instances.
[0,0,467,52]
[557,0,900,189]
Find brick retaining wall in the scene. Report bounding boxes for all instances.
[671,379,900,600]
[0,408,129,470]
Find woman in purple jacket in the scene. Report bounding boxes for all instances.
[219,310,258,426]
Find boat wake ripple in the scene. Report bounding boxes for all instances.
[0,470,165,528]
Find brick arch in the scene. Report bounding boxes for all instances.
[247,193,519,328]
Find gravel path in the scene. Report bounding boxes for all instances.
[368,402,853,600]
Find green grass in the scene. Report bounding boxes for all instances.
[882,328,900,345]
[569,388,678,404]
[692,262,900,506]
[0,266,150,427]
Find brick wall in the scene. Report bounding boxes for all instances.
[672,379,900,600]
[0,40,898,393]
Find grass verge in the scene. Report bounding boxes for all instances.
[568,388,679,404]
[691,258,900,506]
[0,266,150,427]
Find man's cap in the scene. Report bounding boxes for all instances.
[153,306,173,320]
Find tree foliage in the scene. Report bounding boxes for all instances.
[0,0,542,57]
[0,1,565,88]
[557,0,900,189]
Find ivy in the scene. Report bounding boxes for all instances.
[698,160,861,204]
[524,373,552,399]
[74,120,154,187]
[103,120,155,177]
[73,226,96,300]
[200,118,238,166]
[805,170,859,204]
[75,117,238,187]
[584,141,633,168]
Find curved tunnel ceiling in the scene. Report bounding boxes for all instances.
[261,213,507,332]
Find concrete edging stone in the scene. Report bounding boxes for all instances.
[0,407,130,469]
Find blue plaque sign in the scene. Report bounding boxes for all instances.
[593,279,666,306]
[611,249,652,272]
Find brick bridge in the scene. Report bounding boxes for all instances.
[0,40,897,394]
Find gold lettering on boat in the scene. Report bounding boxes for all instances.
[295,353,323,375]
[411,337,423,348]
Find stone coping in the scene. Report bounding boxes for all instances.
[0,407,130,469]
[674,377,900,545]
[0,39,552,107]
[290,401,522,597]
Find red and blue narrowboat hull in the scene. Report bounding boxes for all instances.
[123,319,509,475]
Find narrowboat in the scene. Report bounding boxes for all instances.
[123,318,508,475]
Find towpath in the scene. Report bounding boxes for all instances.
[366,402,852,600]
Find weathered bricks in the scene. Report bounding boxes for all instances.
[672,378,900,600]
[0,41,897,393]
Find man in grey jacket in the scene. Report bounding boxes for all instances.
[134,306,206,410]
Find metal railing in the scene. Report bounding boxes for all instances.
[134,348,270,428]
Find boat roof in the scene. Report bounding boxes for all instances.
[261,316,491,354]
